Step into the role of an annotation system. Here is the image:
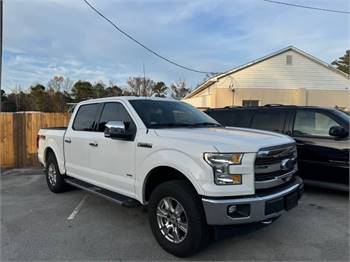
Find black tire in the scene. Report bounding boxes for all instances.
[45,152,68,193]
[148,180,209,257]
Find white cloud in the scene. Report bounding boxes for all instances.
[2,0,349,92]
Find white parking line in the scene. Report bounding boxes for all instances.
[67,195,88,220]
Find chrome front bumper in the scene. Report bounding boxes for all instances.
[202,176,304,225]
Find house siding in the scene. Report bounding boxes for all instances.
[183,49,350,109]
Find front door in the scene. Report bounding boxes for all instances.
[87,102,137,197]
[292,109,349,185]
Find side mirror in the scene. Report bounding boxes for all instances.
[104,121,128,139]
[329,125,348,138]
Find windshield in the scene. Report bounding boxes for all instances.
[129,99,220,128]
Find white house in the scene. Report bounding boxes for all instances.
[183,46,350,110]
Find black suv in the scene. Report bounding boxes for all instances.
[206,105,349,191]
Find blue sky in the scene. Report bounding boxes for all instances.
[2,0,349,92]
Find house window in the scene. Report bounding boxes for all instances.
[286,55,293,65]
[242,100,259,107]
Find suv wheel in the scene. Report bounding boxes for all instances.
[45,152,68,193]
[148,180,209,257]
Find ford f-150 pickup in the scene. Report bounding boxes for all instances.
[38,97,303,257]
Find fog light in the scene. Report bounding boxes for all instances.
[227,204,250,218]
[228,205,237,214]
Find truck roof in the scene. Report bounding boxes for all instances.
[206,105,339,111]
[77,96,177,105]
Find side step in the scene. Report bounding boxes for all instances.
[65,177,141,208]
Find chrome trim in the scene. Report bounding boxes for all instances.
[104,121,126,138]
[255,168,297,189]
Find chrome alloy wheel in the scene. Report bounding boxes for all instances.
[156,197,188,244]
[47,163,57,186]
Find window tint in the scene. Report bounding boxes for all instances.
[97,103,136,132]
[232,111,254,127]
[207,110,254,128]
[73,104,100,131]
[251,111,286,132]
[293,110,340,137]
[206,110,235,126]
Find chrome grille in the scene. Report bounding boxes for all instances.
[255,143,297,189]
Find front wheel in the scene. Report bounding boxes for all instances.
[148,180,209,257]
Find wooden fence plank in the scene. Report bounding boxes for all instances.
[0,112,71,168]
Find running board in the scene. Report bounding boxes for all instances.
[65,177,141,207]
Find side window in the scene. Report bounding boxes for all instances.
[232,110,254,127]
[73,104,100,131]
[206,111,234,126]
[97,103,136,132]
[293,110,340,137]
[251,111,286,132]
[242,100,259,107]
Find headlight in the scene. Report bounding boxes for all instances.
[204,153,243,185]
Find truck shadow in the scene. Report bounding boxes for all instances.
[303,185,349,197]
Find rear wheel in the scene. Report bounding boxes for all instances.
[148,180,209,257]
[45,152,68,193]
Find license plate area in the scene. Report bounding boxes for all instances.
[284,191,298,211]
[265,191,298,215]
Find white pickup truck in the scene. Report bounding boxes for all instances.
[38,97,303,257]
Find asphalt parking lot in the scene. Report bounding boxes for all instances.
[1,169,349,261]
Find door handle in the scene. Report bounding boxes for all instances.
[89,142,98,147]
[64,138,71,143]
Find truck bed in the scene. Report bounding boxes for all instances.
[40,127,67,130]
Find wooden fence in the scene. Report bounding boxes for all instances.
[0,112,71,168]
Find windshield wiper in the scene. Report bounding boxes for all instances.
[149,122,222,129]
[190,122,222,127]
[149,123,192,128]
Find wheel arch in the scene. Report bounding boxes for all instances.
[43,146,65,174]
[142,166,200,203]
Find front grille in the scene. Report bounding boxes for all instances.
[255,143,296,165]
[255,143,297,187]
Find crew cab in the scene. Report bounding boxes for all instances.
[206,105,349,191]
[38,97,303,257]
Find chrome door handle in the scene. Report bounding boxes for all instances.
[64,138,71,143]
[89,142,98,147]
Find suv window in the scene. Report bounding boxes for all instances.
[293,110,340,137]
[73,103,100,131]
[251,110,286,132]
[97,102,136,132]
[208,110,254,127]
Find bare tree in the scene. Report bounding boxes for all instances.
[127,76,155,96]
[170,79,190,99]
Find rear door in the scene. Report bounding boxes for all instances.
[291,109,349,185]
[64,103,102,180]
[87,102,137,197]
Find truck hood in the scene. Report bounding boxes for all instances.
[154,127,294,153]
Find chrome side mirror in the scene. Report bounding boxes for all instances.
[104,121,126,138]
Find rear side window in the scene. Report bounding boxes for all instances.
[97,102,136,132]
[206,110,234,126]
[73,104,100,131]
[206,110,253,127]
[251,111,286,132]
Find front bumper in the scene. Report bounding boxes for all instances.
[202,176,304,225]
